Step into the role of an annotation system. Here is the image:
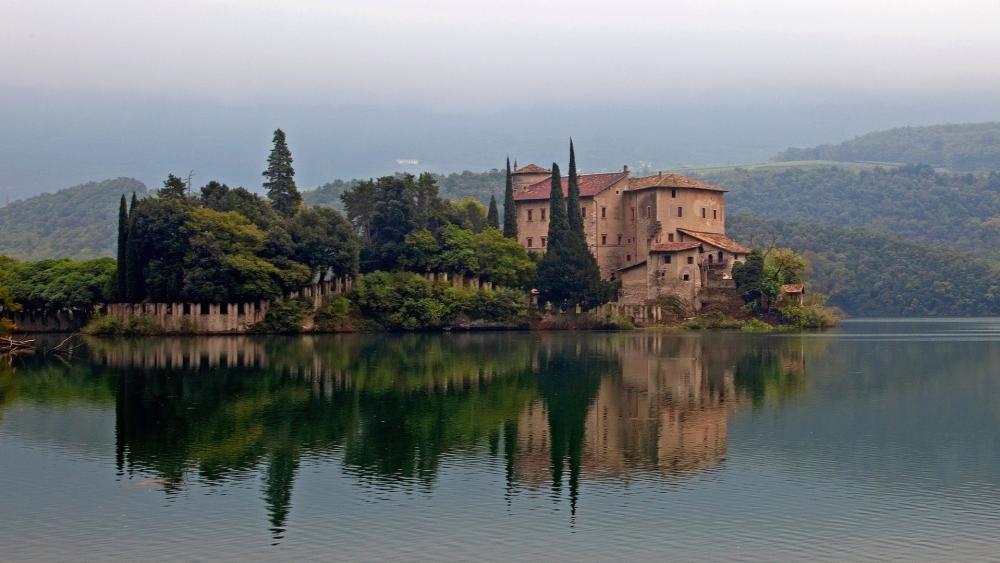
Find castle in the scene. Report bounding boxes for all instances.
[512,163,750,309]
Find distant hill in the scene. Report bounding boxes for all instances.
[728,215,1000,317]
[774,123,1000,171]
[0,178,147,260]
[698,164,1000,264]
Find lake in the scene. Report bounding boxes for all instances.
[2,319,1000,561]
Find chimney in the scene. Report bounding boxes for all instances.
[623,164,630,174]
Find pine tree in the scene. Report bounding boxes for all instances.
[502,157,518,238]
[487,195,500,228]
[159,174,187,199]
[566,140,583,234]
[263,128,302,216]
[116,194,128,299]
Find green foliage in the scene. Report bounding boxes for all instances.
[701,165,1000,263]
[314,296,354,332]
[2,258,115,312]
[363,176,418,271]
[729,215,1000,316]
[257,298,313,333]
[263,129,303,217]
[0,177,147,260]
[115,195,128,298]
[740,318,774,333]
[448,197,488,233]
[487,195,500,229]
[0,260,20,335]
[287,207,359,279]
[351,271,529,331]
[779,303,839,329]
[82,314,164,336]
[201,183,282,229]
[159,174,188,199]
[682,312,745,330]
[774,122,1000,171]
[503,158,517,239]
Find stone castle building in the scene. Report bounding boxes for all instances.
[512,163,750,309]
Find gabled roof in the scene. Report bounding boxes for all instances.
[629,173,726,192]
[616,260,647,273]
[677,228,751,254]
[514,172,628,202]
[649,241,701,252]
[512,163,551,175]
[781,284,805,294]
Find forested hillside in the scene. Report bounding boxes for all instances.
[699,165,1000,263]
[774,123,1000,171]
[728,215,1000,317]
[0,178,147,260]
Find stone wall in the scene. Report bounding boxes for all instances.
[10,309,90,333]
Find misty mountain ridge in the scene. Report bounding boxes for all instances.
[775,122,1000,171]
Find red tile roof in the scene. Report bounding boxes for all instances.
[649,241,701,252]
[781,284,805,294]
[629,173,726,192]
[514,172,628,201]
[677,229,751,254]
[512,163,551,174]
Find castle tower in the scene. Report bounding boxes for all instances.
[511,163,552,192]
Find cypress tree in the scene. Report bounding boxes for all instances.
[263,128,303,216]
[566,140,583,234]
[116,194,128,299]
[502,157,518,238]
[124,200,143,302]
[536,163,569,306]
[487,195,500,228]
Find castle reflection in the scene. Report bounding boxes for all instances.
[1,332,810,539]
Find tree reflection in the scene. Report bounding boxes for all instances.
[1,332,811,539]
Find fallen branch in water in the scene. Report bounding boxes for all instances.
[0,336,35,353]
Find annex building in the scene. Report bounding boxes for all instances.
[512,163,750,309]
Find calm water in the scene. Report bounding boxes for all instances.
[2,319,1000,561]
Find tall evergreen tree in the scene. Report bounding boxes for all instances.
[159,174,188,199]
[116,194,128,299]
[566,140,583,234]
[487,195,500,228]
[535,163,569,306]
[502,157,518,238]
[263,128,303,216]
[124,193,143,302]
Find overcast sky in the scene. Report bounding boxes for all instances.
[5,0,1000,110]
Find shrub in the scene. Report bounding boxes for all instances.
[779,303,839,328]
[740,318,774,333]
[682,311,744,330]
[83,314,164,336]
[314,295,354,332]
[256,298,312,333]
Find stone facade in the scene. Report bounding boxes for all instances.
[512,164,750,311]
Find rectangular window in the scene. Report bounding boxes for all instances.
[631,207,636,220]
[718,251,724,261]
[702,208,707,218]
[601,234,607,245]
[617,234,622,245]
[713,209,718,219]
[671,189,677,198]
[665,255,672,264]
[626,254,632,262]
[541,237,547,247]
[683,273,690,281]
[581,206,587,218]
[677,207,683,217]
[527,237,533,248]
[601,206,607,218]
[528,209,533,221]
[668,233,674,242]
[646,205,652,218]
[687,256,694,264]
[540,208,546,221]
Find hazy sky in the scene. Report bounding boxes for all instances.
[6,0,1000,110]
[4,0,1000,197]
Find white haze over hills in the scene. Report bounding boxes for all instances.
[3,0,1000,200]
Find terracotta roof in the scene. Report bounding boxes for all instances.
[514,172,628,201]
[649,241,701,252]
[629,173,726,192]
[781,284,805,294]
[677,228,751,254]
[512,163,551,175]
